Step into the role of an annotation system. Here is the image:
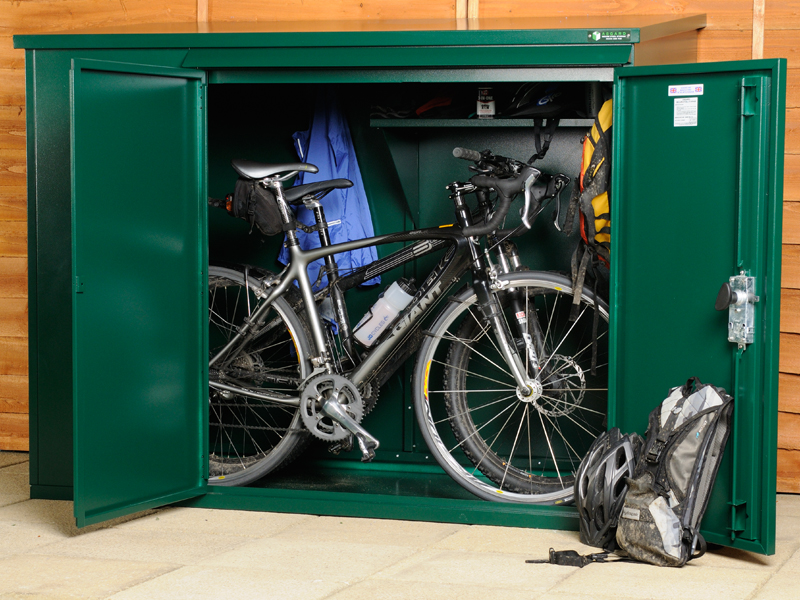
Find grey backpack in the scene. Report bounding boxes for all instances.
[616,377,734,567]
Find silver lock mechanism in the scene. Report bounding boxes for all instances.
[715,273,759,349]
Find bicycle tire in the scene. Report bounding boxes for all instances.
[413,271,609,504]
[207,264,313,486]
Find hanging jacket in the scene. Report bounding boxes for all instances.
[278,88,380,290]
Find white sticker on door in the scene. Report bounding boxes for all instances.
[674,97,698,127]
[668,84,704,96]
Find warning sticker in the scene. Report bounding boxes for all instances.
[668,84,704,96]
[674,97,698,127]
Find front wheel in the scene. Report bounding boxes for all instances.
[413,271,609,504]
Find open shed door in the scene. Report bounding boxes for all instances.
[611,60,786,554]
[70,60,207,527]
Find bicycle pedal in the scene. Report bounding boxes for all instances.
[355,433,379,462]
[328,435,354,455]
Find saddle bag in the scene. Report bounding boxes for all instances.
[616,377,734,567]
[226,177,283,236]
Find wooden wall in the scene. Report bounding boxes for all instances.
[1,0,798,491]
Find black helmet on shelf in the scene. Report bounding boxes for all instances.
[574,427,644,549]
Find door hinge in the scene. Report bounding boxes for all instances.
[728,499,747,540]
[74,276,84,294]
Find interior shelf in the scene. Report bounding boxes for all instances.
[370,118,595,128]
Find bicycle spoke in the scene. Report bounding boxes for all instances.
[432,358,517,388]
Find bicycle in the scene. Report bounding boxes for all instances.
[207,147,609,505]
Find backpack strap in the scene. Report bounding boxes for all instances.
[525,548,633,568]
[527,118,560,164]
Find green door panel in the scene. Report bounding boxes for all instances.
[611,59,786,554]
[70,59,208,527]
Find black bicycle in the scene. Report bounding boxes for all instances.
[207,148,609,504]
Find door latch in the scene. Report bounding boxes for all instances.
[715,273,759,349]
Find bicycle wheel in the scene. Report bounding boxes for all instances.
[208,264,313,486]
[413,271,609,504]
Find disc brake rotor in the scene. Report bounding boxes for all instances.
[536,354,586,417]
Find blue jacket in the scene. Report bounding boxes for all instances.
[278,89,379,290]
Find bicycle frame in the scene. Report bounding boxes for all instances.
[210,227,471,391]
[209,168,543,412]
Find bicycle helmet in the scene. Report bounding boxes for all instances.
[575,427,644,549]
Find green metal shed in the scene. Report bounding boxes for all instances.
[14,15,784,555]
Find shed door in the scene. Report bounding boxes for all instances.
[612,60,785,554]
[70,60,207,527]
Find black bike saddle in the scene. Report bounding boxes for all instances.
[284,179,354,205]
[231,159,319,179]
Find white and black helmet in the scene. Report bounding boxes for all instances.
[575,427,644,549]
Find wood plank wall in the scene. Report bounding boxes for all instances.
[0,0,798,492]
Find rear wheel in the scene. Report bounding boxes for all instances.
[414,271,608,504]
[207,264,312,486]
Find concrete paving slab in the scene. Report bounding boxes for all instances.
[0,499,157,537]
[197,536,417,584]
[776,493,800,517]
[750,567,800,600]
[0,462,28,475]
[698,540,799,572]
[0,554,178,598]
[325,578,531,600]
[273,515,466,548]
[0,453,28,469]
[107,565,347,600]
[33,527,254,565]
[774,515,800,542]
[0,520,71,558]
[432,523,593,557]
[768,544,800,573]
[545,560,770,599]
[371,548,576,592]
[116,506,315,538]
[0,473,29,508]
[539,595,654,600]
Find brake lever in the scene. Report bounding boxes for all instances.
[550,175,570,232]
[520,172,538,229]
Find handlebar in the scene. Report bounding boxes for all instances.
[453,147,482,161]
[454,147,569,237]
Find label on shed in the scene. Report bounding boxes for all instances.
[674,97,698,127]
[587,30,632,42]
[668,84,704,96]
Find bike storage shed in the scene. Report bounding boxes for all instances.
[14,15,785,555]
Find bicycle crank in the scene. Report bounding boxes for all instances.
[300,373,380,462]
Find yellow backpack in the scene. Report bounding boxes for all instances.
[577,98,612,265]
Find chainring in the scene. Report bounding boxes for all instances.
[300,373,364,441]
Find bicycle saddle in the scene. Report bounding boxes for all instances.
[231,159,319,180]
[284,179,354,205]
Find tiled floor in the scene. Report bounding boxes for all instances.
[1,450,798,600]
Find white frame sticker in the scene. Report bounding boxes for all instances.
[668,84,704,96]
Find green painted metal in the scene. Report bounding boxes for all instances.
[181,45,632,69]
[26,48,193,497]
[208,68,616,85]
[15,15,712,50]
[179,459,581,530]
[25,49,39,489]
[70,59,208,527]
[610,59,785,555]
